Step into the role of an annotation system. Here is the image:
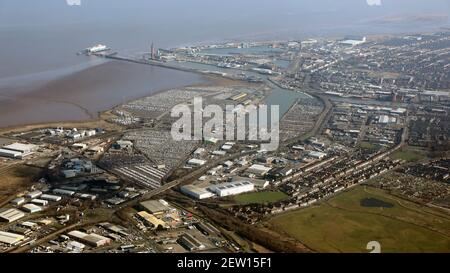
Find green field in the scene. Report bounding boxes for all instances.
[268,186,450,253]
[359,141,381,151]
[234,191,289,204]
[392,146,427,162]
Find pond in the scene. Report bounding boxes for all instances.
[360,198,394,208]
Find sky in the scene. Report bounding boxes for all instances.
[0,0,449,29]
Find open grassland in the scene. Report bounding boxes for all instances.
[392,146,428,162]
[268,186,450,253]
[0,165,43,206]
[234,191,289,205]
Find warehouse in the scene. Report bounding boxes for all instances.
[66,241,86,252]
[72,143,87,150]
[193,148,206,155]
[250,179,270,189]
[20,221,37,229]
[187,158,207,166]
[26,190,42,199]
[31,199,49,206]
[2,143,38,156]
[137,211,168,230]
[378,115,397,124]
[139,200,171,216]
[204,137,219,144]
[180,185,215,200]
[0,231,25,245]
[195,222,220,236]
[0,208,25,222]
[221,144,233,151]
[246,164,272,176]
[208,181,254,197]
[178,233,205,251]
[67,230,112,247]
[22,204,43,213]
[40,194,62,202]
[53,189,75,196]
[308,151,327,159]
[10,197,26,206]
[0,148,22,158]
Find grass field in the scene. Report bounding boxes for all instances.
[268,186,450,253]
[359,141,381,151]
[392,146,428,162]
[234,191,289,204]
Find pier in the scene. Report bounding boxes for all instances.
[95,53,217,76]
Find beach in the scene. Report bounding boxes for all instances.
[0,60,207,128]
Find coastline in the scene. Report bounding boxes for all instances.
[0,72,257,135]
[0,60,207,130]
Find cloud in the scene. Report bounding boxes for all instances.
[366,0,382,6]
[66,0,81,6]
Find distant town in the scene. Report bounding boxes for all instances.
[0,31,449,253]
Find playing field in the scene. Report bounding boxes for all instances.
[234,191,289,204]
[268,186,450,253]
[392,146,427,162]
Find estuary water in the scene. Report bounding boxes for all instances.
[0,0,448,127]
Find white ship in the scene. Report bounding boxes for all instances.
[85,44,109,54]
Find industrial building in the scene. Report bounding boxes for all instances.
[26,190,42,199]
[66,241,86,252]
[22,203,43,213]
[204,137,219,144]
[139,199,171,216]
[249,179,270,189]
[195,222,220,236]
[31,199,49,206]
[136,211,168,230]
[308,151,327,159]
[10,197,26,206]
[53,189,75,196]
[0,231,25,245]
[0,148,22,159]
[105,197,125,206]
[187,158,207,166]
[67,230,112,247]
[0,208,25,222]
[1,143,38,158]
[246,164,272,176]
[212,150,226,156]
[208,181,255,197]
[178,233,206,251]
[378,115,397,124]
[40,194,62,202]
[180,185,215,200]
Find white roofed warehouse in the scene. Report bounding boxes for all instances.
[208,181,254,197]
[0,231,25,245]
[0,208,26,223]
[67,230,112,248]
[180,185,215,200]
[246,164,272,176]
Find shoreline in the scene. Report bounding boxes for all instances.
[0,73,258,135]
